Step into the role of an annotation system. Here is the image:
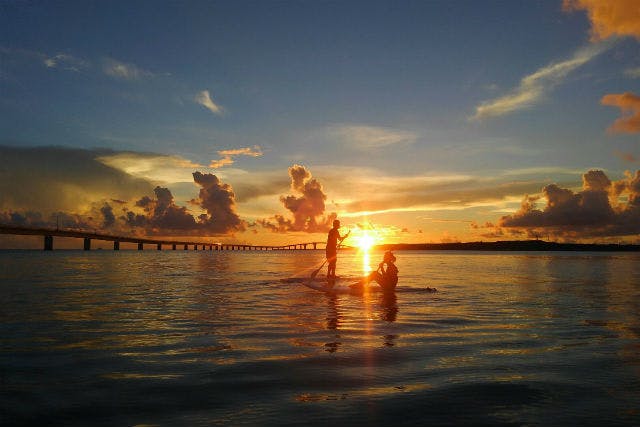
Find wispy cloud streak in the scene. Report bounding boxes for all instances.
[330,124,417,150]
[102,57,153,80]
[43,53,88,71]
[471,43,610,120]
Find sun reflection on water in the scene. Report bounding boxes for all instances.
[351,226,379,277]
[362,249,370,277]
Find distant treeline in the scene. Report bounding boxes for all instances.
[372,240,640,252]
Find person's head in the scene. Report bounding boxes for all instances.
[333,219,340,229]
[383,251,396,264]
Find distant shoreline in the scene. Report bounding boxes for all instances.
[370,240,640,252]
[1,238,639,252]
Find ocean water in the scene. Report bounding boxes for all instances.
[1,249,639,426]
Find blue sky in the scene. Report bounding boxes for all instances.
[1,0,639,245]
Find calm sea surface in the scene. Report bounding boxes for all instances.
[1,249,640,426]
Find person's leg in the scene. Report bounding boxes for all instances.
[326,252,336,277]
[325,260,337,289]
[369,271,383,285]
[374,274,396,294]
[327,259,337,278]
[351,271,383,292]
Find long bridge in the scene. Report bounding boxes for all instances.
[0,225,325,251]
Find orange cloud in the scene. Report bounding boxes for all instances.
[209,145,262,168]
[209,157,235,168]
[218,146,263,157]
[601,92,640,133]
[563,0,640,41]
[259,165,336,233]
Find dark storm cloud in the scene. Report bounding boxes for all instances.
[0,210,92,230]
[192,172,245,233]
[100,203,116,228]
[0,145,246,236]
[121,174,245,235]
[0,145,154,214]
[260,165,336,233]
[496,169,640,238]
[144,186,197,231]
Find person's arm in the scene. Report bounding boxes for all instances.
[379,262,387,276]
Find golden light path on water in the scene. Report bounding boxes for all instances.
[350,225,376,276]
[350,226,378,323]
[361,249,371,277]
[351,226,378,374]
[360,244,377,375]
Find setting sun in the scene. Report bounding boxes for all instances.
[353,230,377,252]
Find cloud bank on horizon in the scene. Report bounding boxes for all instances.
[0,146,244,237]
[475,169,640,240]
[1,145,638,243]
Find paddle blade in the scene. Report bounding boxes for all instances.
[310,259,326,280]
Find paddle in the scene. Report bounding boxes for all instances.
[309,258,329,281]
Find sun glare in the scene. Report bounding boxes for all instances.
[353,229,377,252]
[357,233,375,251]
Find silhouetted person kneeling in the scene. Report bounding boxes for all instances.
[351,250,398,294]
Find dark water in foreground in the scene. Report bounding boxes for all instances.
[1,250,639,426]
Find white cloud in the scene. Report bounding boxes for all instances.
[2,48,157,78]
[195,90,224,115]
[330,124,417,150]
[471,42,611,120]
[0,47,88,72]
[103,58,152,80]
[43,53,88,72]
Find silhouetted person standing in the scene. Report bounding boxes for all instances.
[326,219,349,281]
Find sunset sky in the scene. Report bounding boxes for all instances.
[1,0,639,246]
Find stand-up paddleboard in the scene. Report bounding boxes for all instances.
[301,277,382,295]
[282,277,437,295]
